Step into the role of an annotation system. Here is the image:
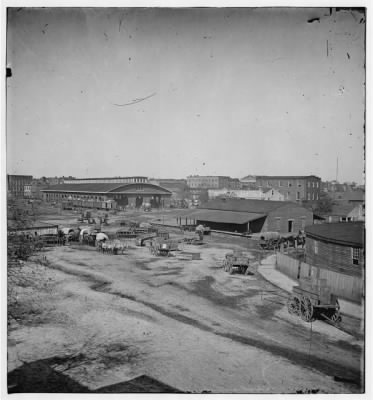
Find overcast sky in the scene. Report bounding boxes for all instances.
[6,7,365,183]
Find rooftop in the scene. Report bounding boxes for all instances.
[8,220,59,230]
[200,198,300,214]
[67,176,148,181]
[305,221,364,247]
[183,209,265,224]
[41,182,171,194]
[255,175,321,180]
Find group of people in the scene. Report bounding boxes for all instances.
[96,240,128,255]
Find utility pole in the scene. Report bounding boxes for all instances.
[336,156,339,182]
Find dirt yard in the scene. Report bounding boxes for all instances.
[7,208,364,393]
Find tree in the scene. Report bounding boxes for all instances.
[314,192,334,214]
[7,198,50,326]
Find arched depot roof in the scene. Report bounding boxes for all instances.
[41,182,172,195]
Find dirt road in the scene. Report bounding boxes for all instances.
[8,239,363,393]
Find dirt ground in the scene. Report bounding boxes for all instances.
[7,207,364,393]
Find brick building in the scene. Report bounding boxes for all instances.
[187,175,239,190]
[7,175,33,198]
[255,175,321,202]
[182,198,313,234]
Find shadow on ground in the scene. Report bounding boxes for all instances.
[8,359,183,393]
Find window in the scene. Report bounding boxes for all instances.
[307,193,311,200]
[308,182,311,188]
[279,181,283,187]
[275,217,281,232]
[288,181,292,187]
[314,241,318,254]
[301,217,306,229]
[352,248,360,265]
[296,191,300,200]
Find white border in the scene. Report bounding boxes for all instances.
[1,1,370,400]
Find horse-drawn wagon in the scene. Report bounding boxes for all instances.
[287,277,341,323]
[223,251,254,275]
[149,238,179,256]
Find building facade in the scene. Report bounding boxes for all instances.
[7,175,33,198]
[255,175,321,202]
[187,175,239,190]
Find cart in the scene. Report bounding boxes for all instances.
[149,238,179,256]
[287,277,341,323]
[223,251,254,275]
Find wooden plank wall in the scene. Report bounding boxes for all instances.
[275,253,363,303]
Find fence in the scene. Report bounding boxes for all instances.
[275,253,363,303]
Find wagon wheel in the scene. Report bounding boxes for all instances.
[300,296,315,322]
[287,296,300,316]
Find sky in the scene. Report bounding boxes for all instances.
[6,7,366,183]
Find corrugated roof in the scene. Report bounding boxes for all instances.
[200,198,295,214]
[182,209,265,224]
[305,221,364,247]
[41,183,171,194]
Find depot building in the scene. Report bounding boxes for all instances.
[41,182,172,208]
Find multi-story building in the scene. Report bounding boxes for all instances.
[255,175,321,202]
[7,175,33,198]
[187,175,242,190]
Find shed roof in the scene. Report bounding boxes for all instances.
[305,221,364,247]
[188,209,265,224]
[331,190,365,202]
[200,198,297,214]
[323,204,356,217]
[8,220,59,231]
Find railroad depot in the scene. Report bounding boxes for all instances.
[178,198,314,234]
[41,182,172,208]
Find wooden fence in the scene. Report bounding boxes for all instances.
[275,253,363,303]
